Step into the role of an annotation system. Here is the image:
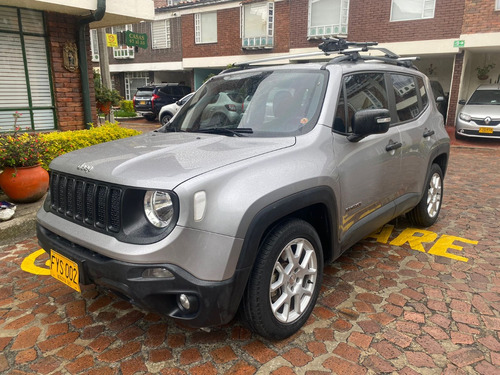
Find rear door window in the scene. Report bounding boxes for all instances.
[390,74,419,122]
[417,77,428,108]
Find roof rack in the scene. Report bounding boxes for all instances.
[221,38,419,73]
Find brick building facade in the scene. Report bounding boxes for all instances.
[100,0,500,127]
[47,13,97,131]
[0,1,153,133]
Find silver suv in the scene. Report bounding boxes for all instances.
[37,40,450,340]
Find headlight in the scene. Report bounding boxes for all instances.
[459,112,471,121]
[144,191,174,228]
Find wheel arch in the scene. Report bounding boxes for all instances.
[236,186,339,272]
[430,143,450,177]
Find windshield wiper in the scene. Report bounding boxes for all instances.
[194,128,253,137]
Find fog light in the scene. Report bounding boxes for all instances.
[179,294,190,310]
[142,268,174,279]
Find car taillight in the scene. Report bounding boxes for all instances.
[132,95,136,105]
[151,94,160,109]
[225,104,237,112]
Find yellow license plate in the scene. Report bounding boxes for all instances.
[50,250,81,292]
[479,127,493,134]
[140,101,146,105]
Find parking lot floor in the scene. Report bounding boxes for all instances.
[1,145,500,375]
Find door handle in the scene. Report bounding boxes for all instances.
[386,139,402,152]
[423,129,435,137]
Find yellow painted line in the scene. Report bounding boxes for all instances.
[20,249,50,275]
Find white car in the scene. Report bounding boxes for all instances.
[159,92,194,126]
[456,84,500,139]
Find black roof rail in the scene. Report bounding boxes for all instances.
[219,38,419,74]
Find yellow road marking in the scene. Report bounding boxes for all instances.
[20,249,50,275]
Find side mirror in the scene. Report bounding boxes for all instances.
[348,109,391,142]
[436,96,445,103]
[458,99,466,105]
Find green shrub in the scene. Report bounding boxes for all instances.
[120,100,135,113]
[39,122,141,170]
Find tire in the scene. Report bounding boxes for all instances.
[407,163,443,227]
[144,114,156,122]
[241,219,323,340]
[210,113,229,127]
[160,113,172,126]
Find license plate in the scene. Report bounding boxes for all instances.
[479,127,493,134]
[50,250,81,292]
[140,101,146,105]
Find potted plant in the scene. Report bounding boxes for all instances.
[0,112,50,203]
[476,63,495,81]
[94,72,122,115]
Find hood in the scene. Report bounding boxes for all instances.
[460,104,500,119]
[50,132,295,189]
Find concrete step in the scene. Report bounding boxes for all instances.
[0,192,45,247]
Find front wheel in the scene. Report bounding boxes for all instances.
[241,219,323,340]
[407,163,443,227]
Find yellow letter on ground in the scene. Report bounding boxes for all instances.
[428,235,477,262]
[390,228,438,252]
[366,224,395,244]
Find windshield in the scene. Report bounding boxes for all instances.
[164,69,327,137]
[467,89,500,105]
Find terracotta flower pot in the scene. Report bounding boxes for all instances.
[0,165,49,203]
[97,101,112,115]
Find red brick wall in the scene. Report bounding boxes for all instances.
[462,0,500,33]
[108,18,183,65]
[182,1,290,60]
[46,12,97,131]
[154,0,168,9]
[348,0,464,42]
[446,52,464,127]
[290,0,464,49]
[290,0,320,49]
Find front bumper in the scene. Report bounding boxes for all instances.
[37,223,250,328]
[455,119,500,139]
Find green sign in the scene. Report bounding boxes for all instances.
[453,40,465,48]
[125,31,148,49]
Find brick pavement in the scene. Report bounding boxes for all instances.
[1,145,499,374]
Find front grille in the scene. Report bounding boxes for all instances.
[50,172,122,233]
[473,119,500,126]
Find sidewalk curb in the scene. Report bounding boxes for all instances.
[0,193,45,248]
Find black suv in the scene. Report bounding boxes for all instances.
[133,84,191,121]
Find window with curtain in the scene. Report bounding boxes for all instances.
[0,6,55,132]
[152,19,171,49]
[112,24,134,59]
[390,0,436,21]
[90,29,99,62]
[496,0,500,11]
[308,0,349,38]
[195,12,217,44]
[241,2,274,49]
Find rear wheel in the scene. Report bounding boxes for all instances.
[407,163,443,227]
[241,219,323,340]
[144,114,156,122]
[160,113,172,126]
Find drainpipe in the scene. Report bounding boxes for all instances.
[78,0,106,129]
